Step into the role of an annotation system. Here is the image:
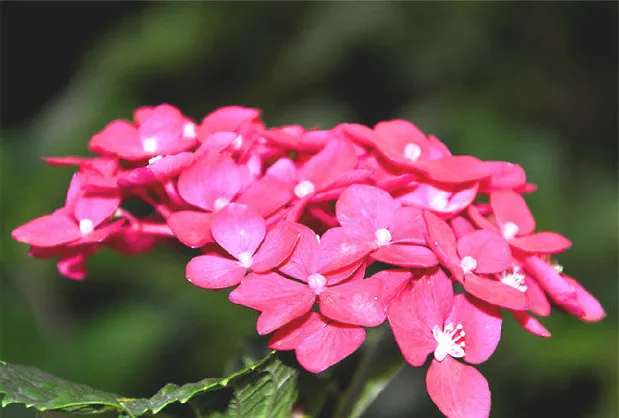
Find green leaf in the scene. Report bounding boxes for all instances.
[0,353,298,418]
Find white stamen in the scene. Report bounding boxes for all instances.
[500,265,528,292]
[460,256,477,273]
[231,135,243,150]
[148,155,163,165]
[294,180,315,198]
[553,263,564,274]
[404,143,422,162]
[430,193,449,210]
[308,273,327,294]
[214,197,230,211]
[183,122,197,139]
[432,322,466,361]
[315,234,321,243]
[142,137,158,153]
[79,219,94,235]
[502,221,519,240]
[374,228,392,247]
[238,251,253,269]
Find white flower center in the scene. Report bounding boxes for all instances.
[374,228,392,247]
[500,265,528,292]
[308,273,327,294]
[214,197,230,211]
[432,322,466,362]
[294,180,316,198]
[238,251,253,269]
[142,137,158,153]
[231,135,243,150]
[404,143,422,162]
[430,193,449,210]
[460,256,477,274]
[502,221,519,240]
[183,122,197,139]
[79,219,94,235]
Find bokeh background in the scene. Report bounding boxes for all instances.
[2,2,617,418]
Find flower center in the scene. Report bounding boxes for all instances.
[142,137,158,153]
[374,228,392,247]
[237,251,253,269]
[308,273,327,294]
[460,256,477,273]
[502,221,519,240]
[148,155,163,165]
[79,219,94,235]
[500,265,528,292]
[430,193,449,210]
[214,197,230,211]
[403,143,422,162]
[432,322,466,362]
[231,135,244,150]
[294,180,315,198]
[183,122,197,139]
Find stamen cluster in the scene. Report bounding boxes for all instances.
[12,104,605,418]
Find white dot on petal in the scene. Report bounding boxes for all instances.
[214,197,230,211]
[79,219,94,235]
[238,251,253,268]
[308,273,327,294]
[430,194,449,210]
[231,135,243,150]
[294,180,315,198]
[374,228,392,247]
[502,221,519,240]
[148,155,163,165]
[183,122,197,139]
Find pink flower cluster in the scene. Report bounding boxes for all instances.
[12,105,605,418]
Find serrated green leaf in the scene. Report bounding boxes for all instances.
[0,353,298,418]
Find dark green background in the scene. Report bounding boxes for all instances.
[2,2,617,417]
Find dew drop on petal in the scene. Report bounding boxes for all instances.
[294,180,316,198]
[79,219,94,235]
[460,256,477,273]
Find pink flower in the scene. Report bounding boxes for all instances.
[387,270,502,418]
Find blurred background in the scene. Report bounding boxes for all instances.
[1,2,617,417]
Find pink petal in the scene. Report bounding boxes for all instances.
[370,269,412,305]
[137,104,196,155]
[390,206,427,244]
[336,184,398,234]
[251,222,301,272]
[426,357,491,418]
[450,215,476,239]
[278,224,321,281]
[12,215,81,247]
[211,203,266,259]
[117,152,193,186]
[462,273,528,310]
[295,320,366,373]
[509,232,572,254]
[490,190,535,237]
[457,230,512,274]
[297,139,358,192]
[480,161,527,192]
[229,272,316,334]
[511,311,551,338]
[387,271,454,367]
[446,294,502,364]
[89,120,143,160]
[268,312,327,350]
[373,119,428,168]
[71,220,124,245]
[235,175,293,217]
[199,106,260,135]
[523,256,582,315]
[323,258,366,286]
[186,255,246,289]
[423,210,460,268]
[340,122,377,147]
[397,182,478,216]
[265,158,297,184]
[177,153,242,211]
[74,193,120,227]
[317,227,375,274]
[371,244,439,268]
[524,274,551,317]
[319,278,385,327]
[466,205,500,233]
[415,156,491,184]
[563,275,606,322]
[167,210,213,248]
